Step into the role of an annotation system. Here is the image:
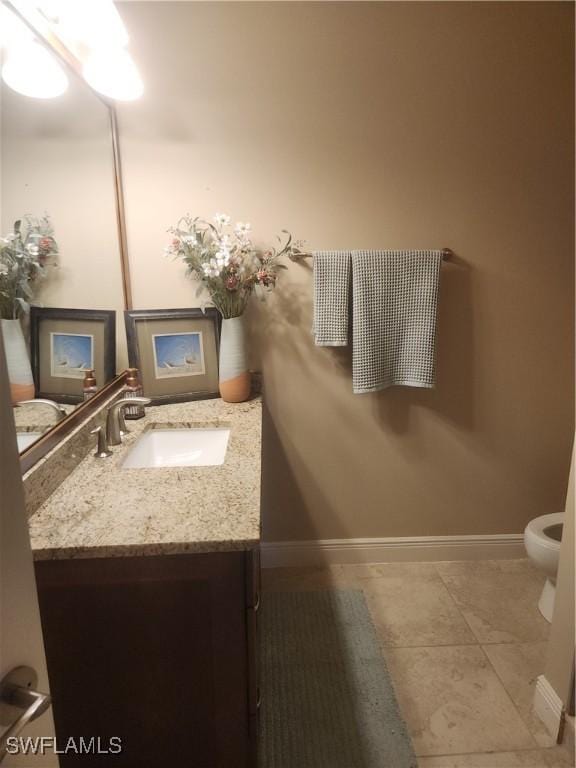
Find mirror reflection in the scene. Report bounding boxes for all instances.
[13,399,73,452]
[1,50,127,454]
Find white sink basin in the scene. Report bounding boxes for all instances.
[17,432,43,452]
[121,428,230,469]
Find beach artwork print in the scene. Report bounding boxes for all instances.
[50,332,94,379]
[152,331,205,379]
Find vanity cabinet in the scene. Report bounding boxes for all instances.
[34,548,260,768]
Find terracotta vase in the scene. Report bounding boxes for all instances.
[219,316,251,403]
[1,318,35,404]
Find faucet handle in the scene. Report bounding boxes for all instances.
[90,426,112,459]
[106,397,151,446]
[118,409,129,437]
[118,396,151,436]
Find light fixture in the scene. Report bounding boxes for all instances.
[35,0,129,52]
[0,3,68,98]
[82,47,143,101]
[2,1,143,101]
[2,39,68,99]
[0,3,32,48]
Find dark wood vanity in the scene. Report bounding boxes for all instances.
[27,396,262,766]
[35,548,260,768]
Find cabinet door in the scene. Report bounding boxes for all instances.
[245,549,261,764]
[245,548,260,714]
[35,552,249,768]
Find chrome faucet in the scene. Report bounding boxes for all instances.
[106,397,151,446]
[15,399,67,421]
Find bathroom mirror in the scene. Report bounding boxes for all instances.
[0,5,131,467]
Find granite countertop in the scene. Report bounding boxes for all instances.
[29,397,262,560]
[15,403,75,433]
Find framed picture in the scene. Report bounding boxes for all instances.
[124,308,221,404]
[30,307,116,403]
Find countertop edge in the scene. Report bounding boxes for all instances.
[32,537,261,561]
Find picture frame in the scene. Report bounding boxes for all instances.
[30,307,116,403]
[124,308,221,404]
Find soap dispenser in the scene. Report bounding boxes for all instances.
[82,369,98,400]
[123,368,146,419]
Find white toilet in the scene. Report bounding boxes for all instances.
[524,513,564,622]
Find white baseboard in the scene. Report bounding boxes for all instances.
[261,534,525,568]
[534,675,565,740]
[562,713,574,752]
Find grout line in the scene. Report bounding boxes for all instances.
[433,564,550,645]
[477,643,541,750]
[379,637,550,649]
[432,563,529,649]
[358,583,481,650]
[432,562,486,643]
[416,744,571,758]
[474,638,550,645]
[381,642,483,652]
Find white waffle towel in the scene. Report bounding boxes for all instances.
[312,250,351,346]
[351,250,442,392]
[313,249,442,393]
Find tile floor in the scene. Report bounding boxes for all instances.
[262,559,575,768]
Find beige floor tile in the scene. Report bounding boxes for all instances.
[435,560,540,577]
[339,562,440,582]
[362,567,476,647]
[261,566,339,592]
[385,645,536,756]
[418,746,574,767]
[437,564,549,644]
[483,642,556,747]
[261,562,439,592]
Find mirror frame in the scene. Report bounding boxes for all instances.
[2,1,135,472]
[19,371,128,474]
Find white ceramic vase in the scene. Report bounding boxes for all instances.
[1,318,35,404]
[219,316,251,403]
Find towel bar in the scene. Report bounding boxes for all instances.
[289,247,453,263]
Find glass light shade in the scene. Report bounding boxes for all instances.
[82,48,143,101]
[0,4,33,48]
[36,0,129,50]
[2,41,68,99]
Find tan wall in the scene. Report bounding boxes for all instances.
[117,1,574,541]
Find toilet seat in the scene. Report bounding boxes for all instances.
[525,513,564,550]
[524,513,564,621]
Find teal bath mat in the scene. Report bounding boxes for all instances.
[259,589,418,768]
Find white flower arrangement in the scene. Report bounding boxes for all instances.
[0,215,59,320]
[166,213,304,318]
